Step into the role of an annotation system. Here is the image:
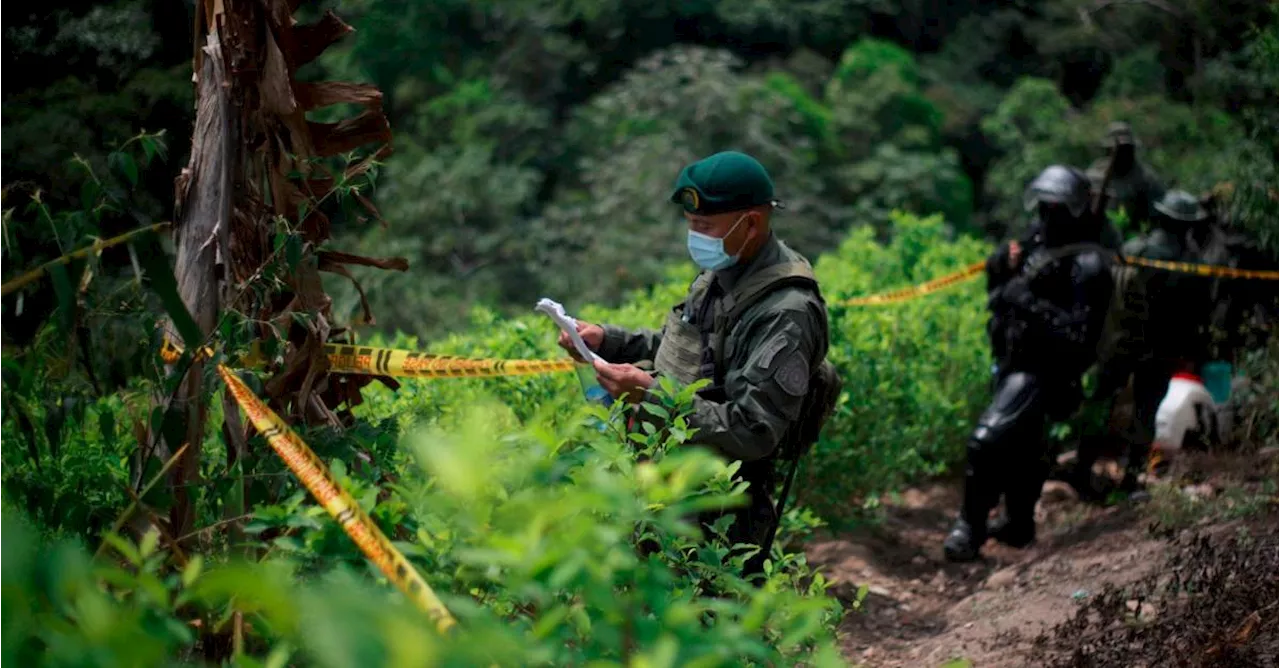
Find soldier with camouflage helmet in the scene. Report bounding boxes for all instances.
[1087,122,1166,228]
[1146,189,1229,365]
[557,150,838,581]
[1071,189,1226,497]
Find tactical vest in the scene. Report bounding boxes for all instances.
[653,261,820,386]
[649,259,842,568]
[651,260,841,461]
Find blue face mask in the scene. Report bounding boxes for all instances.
[687,214,749,271]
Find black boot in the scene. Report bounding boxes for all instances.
[989,461,1045,549]
[944,469,997,562]
[1119,440,1151,497]
[1068,435,1106,503]
[987,512,1035,548]
[944,518,984,562]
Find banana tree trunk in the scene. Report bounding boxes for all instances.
[159,0,397,545]
[161,27,233,538]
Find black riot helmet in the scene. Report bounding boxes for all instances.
[1023,165,1094,246]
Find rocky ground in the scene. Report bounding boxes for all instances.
[808,448,1279,668]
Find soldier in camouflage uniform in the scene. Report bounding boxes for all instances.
[1072,190,1226,496]
[1086,122,1166,229]
[557,151,832,580]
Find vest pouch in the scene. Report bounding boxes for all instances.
[653,306,704,386]
[695,384,729,404]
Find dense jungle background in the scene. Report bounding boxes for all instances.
[2,1,1277,666]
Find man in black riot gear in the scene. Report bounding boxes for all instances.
[944,165,1116,563]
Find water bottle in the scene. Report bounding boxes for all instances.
[574,363,615,433]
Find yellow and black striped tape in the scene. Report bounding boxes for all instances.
[160,335,577,378]
[322,343,576,378]
[837,261,986,307]
[157,252,1277,375]
[158,332,213,365]
[1,222,170,297]
[217,365,456,633]
[1124,256,1279,281]
[834,253,1277,308]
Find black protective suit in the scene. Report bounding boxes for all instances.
[945,166,1115,562]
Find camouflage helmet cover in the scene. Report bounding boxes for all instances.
[1153,189,1209,222]
[1023,164,1092,218]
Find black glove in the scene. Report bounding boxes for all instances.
[999,276,1037,312]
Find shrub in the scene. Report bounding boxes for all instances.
[2,153,1002,663]
[3,384,848,667]
[355,210,990,524]
[982,77,1255,238]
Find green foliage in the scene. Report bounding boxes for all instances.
[824,39,973,230]
[4,3,1277,665]
[9,0,1278,339]
[981,77,1252,237]
[2,146,850,664]
[3,385,848,666]
[2,513,201,666]
[2,134,176,535]
[3,195,986,663]
[330,35,978,337]
[1203,7,1280,253]
[356,211,989,524]
[3,0,190,221]
[1097,47,1167,100]
[805,213,989,518]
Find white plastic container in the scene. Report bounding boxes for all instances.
[1153,372,1222,452]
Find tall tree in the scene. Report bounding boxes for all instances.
[158,0,399,541]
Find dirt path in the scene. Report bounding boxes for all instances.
[805,453,1278,668]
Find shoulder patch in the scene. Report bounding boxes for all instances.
[775,350,810,397]
[755,335,789,370]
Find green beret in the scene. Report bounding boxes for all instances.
[670,151,782,216]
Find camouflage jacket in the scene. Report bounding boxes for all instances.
[596,234,829,463]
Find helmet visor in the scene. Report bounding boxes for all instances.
[1024,188,1088,219]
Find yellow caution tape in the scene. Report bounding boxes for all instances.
[217,365,457,633]
[322,343,575,378]
[1,222,170,297]
[158,333,213,365]
[160,334,576,378]
[1147,449,1164,477]
[830,253,1277,309]
[155,251,1278,378]
[837,261,986,307]
[1123,256,1280,281]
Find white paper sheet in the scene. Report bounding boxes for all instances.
[535,298,602,363]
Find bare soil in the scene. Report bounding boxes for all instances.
[807,450,1279,668]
